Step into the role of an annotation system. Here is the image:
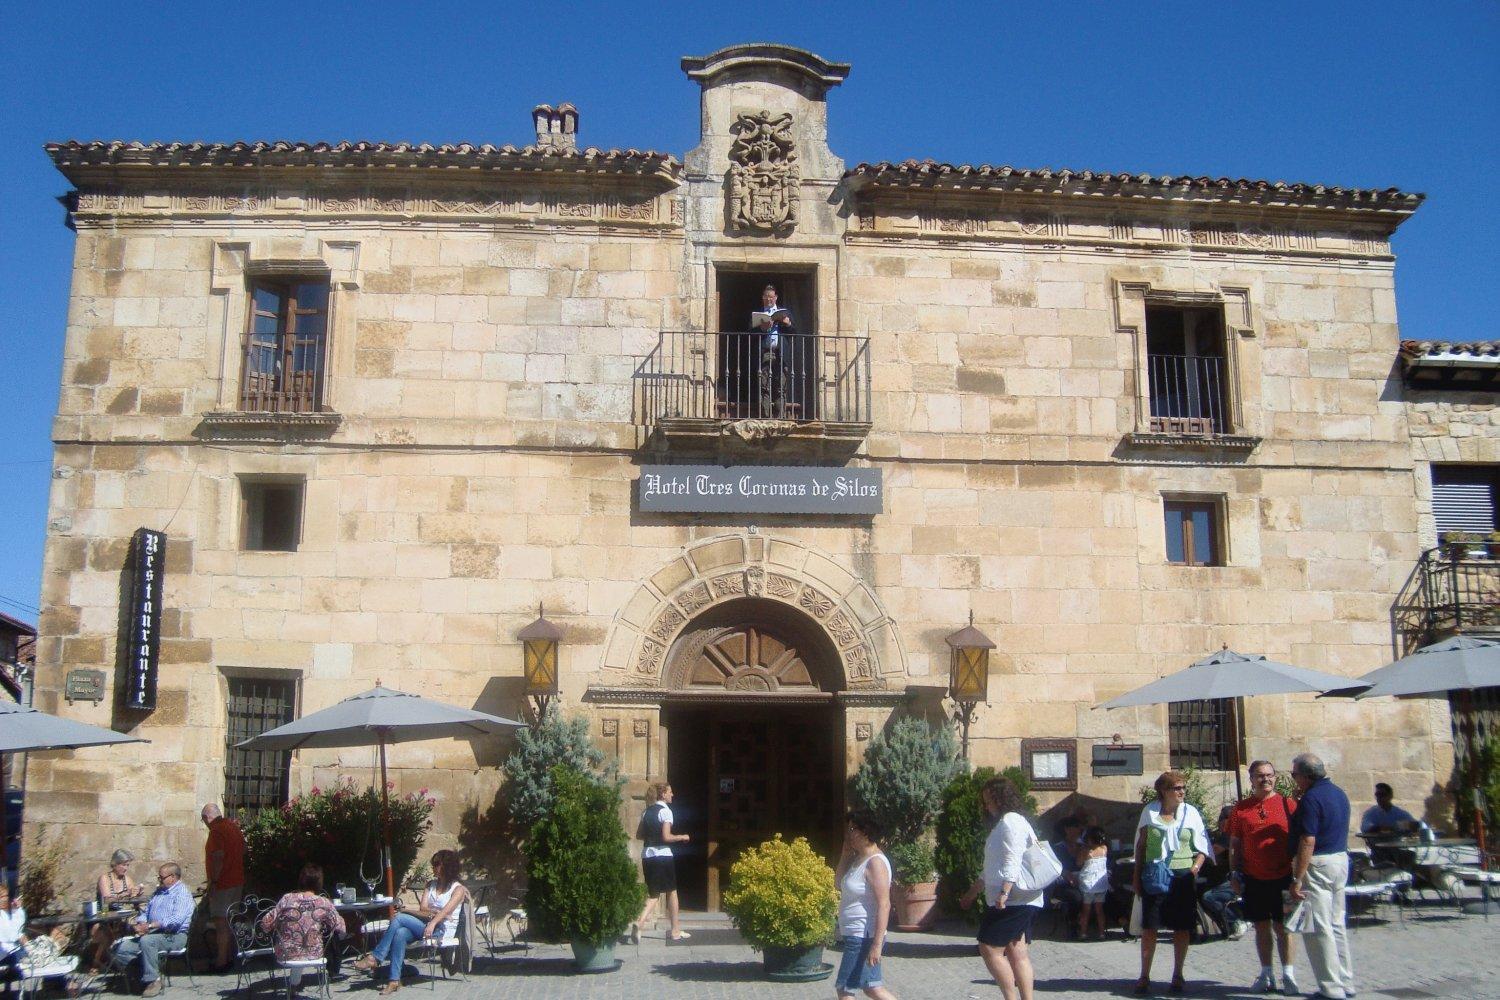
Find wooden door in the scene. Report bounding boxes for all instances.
[705,710,840,909]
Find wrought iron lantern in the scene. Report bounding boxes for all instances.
[518,603,563,723]
[945,612,995,761]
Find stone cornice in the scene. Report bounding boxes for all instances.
[47,139,681,184]
[682,43,850,88]
[845,161,1421,229]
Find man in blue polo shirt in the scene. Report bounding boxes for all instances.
[1288,753,1354,1000]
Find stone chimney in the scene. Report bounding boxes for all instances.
[532,103,578,150]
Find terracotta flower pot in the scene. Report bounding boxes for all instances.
[891,880,939,931]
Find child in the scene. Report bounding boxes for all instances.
[1075,826,1110,940]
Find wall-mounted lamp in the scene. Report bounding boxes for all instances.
[945,612,995,761]
[518,603,563,724]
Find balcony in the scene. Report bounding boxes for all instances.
[1147,353,1229,435]
[1126,353,1258,452]
[1393,546,1500,654]
[634,331,871,450]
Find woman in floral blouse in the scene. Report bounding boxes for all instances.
[260,864,346,963]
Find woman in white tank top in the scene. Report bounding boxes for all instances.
[834,811,899,1000]
[355,849,467,995]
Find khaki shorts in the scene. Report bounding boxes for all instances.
[209,886,243,919]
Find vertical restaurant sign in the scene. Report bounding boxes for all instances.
[125,527,166,710]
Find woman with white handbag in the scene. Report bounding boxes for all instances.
[960,777,1058,1000]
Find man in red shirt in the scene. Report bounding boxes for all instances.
[202,803,246,972]
[1226,760,1299,995]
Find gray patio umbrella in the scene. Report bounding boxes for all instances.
[1331,636,1500,871]
[237,682,523,904]
[0,698,148,754]
[1096,648,1362,797]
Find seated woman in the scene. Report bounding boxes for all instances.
[89,849,144,968]
[1,881,27,980]
[259,864,345,981]
[354,850,466,996]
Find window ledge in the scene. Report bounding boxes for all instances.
[1125,431,1260,452]
[196,410,342,441]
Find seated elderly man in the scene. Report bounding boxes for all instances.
[112,862,194,997]
[1359,783,1419,836]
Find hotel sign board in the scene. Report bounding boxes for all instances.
[124,527,166,711]
[639,465,883,515]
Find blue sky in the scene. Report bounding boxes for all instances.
[0,1,1496,622]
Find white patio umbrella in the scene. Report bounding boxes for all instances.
[0,699,148,753]
[1329,636,1500,866]
[236,682,523,904]
[1096,648,1364,798]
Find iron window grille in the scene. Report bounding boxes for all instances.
[223,676,296,819]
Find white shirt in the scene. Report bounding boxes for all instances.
[0,905,25,954]
[1136,801,1208,868]
[642,803,674,859]
[838,851,891,937]
[423,882,462,940]
[981,812,1045,909]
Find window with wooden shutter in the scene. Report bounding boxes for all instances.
[241,280,330,412]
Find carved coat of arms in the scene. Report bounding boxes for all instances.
[727,110,799,233]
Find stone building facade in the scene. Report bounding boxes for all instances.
[28,44,1454,904]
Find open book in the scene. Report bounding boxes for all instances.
[751,308,791,327]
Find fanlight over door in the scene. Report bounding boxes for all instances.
[685,625,818,693]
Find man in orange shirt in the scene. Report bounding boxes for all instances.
[201,803,246,972]
[1226,761,1299,995]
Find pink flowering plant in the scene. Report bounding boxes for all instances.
[244,779,435,894]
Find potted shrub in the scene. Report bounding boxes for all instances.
[722,835,837,981]
[849,716,959,931]
[885,839,939,931]
[524,765,644,973]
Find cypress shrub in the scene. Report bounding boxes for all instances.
[849,716,959,875]
[524,765,645,945]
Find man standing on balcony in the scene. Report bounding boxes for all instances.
[752,284,794,418]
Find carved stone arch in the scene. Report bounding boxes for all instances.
[600,532,908,689]
[663,598,843,693]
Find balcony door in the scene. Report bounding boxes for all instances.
[714,271,818,420]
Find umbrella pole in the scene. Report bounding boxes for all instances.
[379,734,396,916]
[1228,697,1244,801]
[1459,691,1489,867]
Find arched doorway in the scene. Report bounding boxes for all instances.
[661,599,845,911]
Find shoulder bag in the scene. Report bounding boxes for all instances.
[1015,816,1064,893]
[1141,807,1186,896]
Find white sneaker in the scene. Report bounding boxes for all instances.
[1228,920,1249,940]
[1250,971,1277,994]
[1281,970,1298,995]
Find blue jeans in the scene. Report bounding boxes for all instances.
[371,913,428,983]
[834,936,884,993]
[112,932,186,984]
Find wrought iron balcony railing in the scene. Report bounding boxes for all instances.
[1392,546,1500,653]
[1147,353,1230,435]
[634,331,872,429]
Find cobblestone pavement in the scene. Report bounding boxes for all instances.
[95,908,1500,1000]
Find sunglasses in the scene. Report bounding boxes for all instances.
[1167,785,1187,792]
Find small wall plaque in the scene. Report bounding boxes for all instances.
[1091,743,1144,777]
[1021,738,1078,791]
[65,668,107,703]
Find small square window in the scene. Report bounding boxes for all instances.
[242,479,304,552]
[1163,498,1222,566]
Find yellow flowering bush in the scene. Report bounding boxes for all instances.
[722,835,837,951]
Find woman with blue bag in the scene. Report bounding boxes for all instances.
[1132,771,1209,995]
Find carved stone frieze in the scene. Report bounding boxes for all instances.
[601,718,618,736]
[727,110,799,233]
[710,573,746,599]
[844,644,875,682]
[676,582,713,615]
[767,574,799,600]
[825,611,858,648]
[649,605,686,642]
[635,638,665,675]
[798,585,834,619]
[632,718,650,737]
